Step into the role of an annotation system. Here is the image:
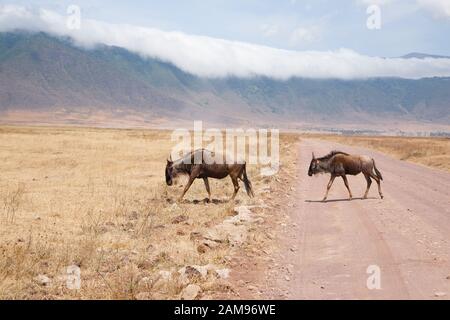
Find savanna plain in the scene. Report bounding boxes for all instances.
[0,125,448,299]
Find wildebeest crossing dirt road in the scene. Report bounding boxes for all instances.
[235,139,450,299]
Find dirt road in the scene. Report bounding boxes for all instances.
[242,139,450,300]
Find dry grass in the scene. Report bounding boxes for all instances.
[0,125,299,299]
[313,134,450,172]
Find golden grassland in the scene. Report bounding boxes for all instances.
[0,125,299,299]
[312,134,450,173]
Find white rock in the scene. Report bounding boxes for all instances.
[34,274,51,286]
[205,223,247,246]
[158,270,172,280]
[232,206,253,222]
[178,265,209,279]
[139,277,152,286]
[215,268,230,279]
[181,284,201,300]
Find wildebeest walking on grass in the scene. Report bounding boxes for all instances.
[308,151,384,202]
[165,149,254,202]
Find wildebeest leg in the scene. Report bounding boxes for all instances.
[363,174,372,199]
[179,166,201,201]
[341,175,352,199]
[230,176,240,201]
[178,175,196,201]
[369,173,383,199]
[323,174,336,201]
[203,177,211,202]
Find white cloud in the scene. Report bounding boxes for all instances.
[417,0,450,18]
[1,5,450,80]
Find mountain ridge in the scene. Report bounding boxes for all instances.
[401,52,450,59]
[1,31,450,128]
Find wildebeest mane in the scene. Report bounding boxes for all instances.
[317,150,349,161]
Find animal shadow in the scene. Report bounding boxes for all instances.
[166,198,238,205]
[305,196,377,203]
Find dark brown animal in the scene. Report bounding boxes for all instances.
[308,151,383,201]
[165,149,254,202]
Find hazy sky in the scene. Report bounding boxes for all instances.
[1,1,450,79]
[3,0,450,57]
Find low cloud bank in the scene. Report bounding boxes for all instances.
[1,5,450,80]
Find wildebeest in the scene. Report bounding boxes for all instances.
[308,151,384,201]
[165,149,254,202]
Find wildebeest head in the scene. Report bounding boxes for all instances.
[308,152,320,176]
[165,157,174,186]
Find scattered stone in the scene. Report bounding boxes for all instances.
[138,277,152,286]
[203,221,213,228]
[181,284,201,300]
[285,276,291,281]
[197,244,208,254]
[202,239,220,249]
[178,265,208,282]
[215,269,230,279]
[435,292,447,297]
[34,274,51,286]
[171,215,189,224]
[152,270,173,290]
[231,206,253,223]
[158,270,172,280]
[203,229,225,243]
[190,232,203,241]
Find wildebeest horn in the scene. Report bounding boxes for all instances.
[312,152,315,159]
[167,154,173,163]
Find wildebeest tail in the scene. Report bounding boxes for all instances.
[373,159,383,180]
[242,164,254,198]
